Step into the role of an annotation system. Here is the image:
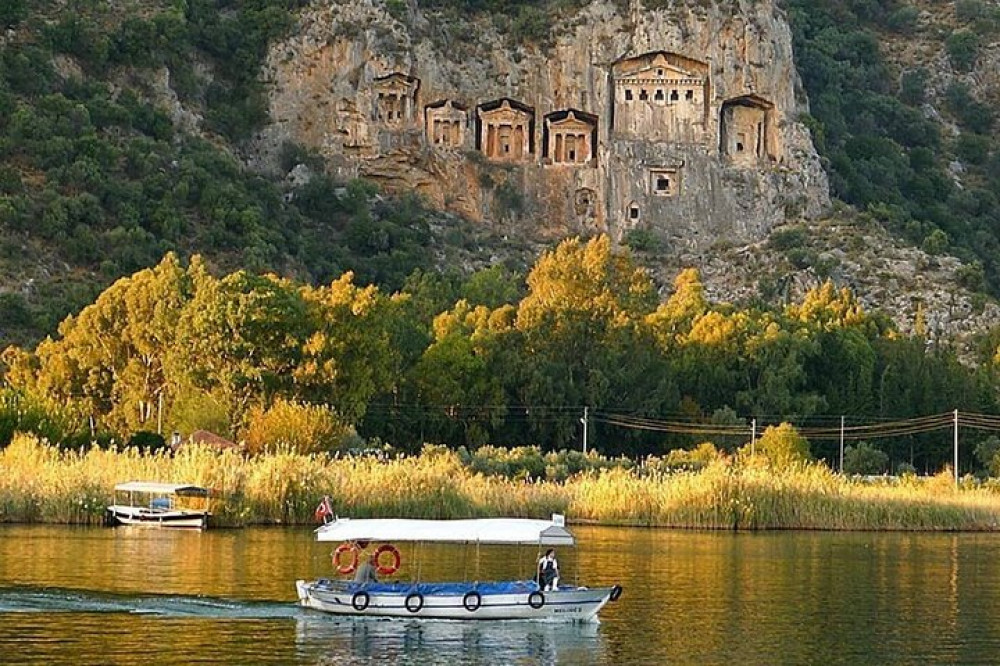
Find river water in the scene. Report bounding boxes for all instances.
[1,525,999,664]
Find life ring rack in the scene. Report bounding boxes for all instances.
[373,543,402,576]
[333,542,359,575]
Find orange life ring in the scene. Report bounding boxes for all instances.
[373,543,401,576]
[333,543,359,575]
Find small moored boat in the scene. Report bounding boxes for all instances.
[105,481,212,529]
[295,514,622,621]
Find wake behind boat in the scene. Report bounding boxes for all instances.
[295,514,622,621]
[105,481,212,529]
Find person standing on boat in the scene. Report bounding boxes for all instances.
[354,552,378,584]
[537,549,559,591]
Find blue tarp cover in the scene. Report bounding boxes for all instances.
[317,580,539,595]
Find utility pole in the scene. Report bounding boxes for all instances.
[581,407,589,455]
[839,415,845,474]
[954,409,960,487]
[751,418,756,456]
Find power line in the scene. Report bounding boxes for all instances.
[360,401,1000,442]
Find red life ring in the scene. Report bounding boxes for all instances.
[373,543,401,576]
[333,543,359,575]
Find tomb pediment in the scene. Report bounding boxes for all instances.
[374,72,418,92]
[546,109,597,131]
[483,108,529,123]
[613,51,708,81]
[724,93,774,110]
[620,62,700,82]
[426,99,467,112]
[479,99,533,123]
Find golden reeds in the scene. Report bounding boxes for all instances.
[2,434,1000,530]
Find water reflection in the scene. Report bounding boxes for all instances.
[4,525,1000,664]
[293,615,604,666]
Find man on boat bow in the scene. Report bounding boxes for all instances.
[537,549,559,591]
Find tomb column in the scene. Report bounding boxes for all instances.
[487,124,497,158]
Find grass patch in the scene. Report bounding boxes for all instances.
[2,435,1000,530]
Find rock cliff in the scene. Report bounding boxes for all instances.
[256,0,829,249]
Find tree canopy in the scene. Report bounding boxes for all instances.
[3,236,999,474]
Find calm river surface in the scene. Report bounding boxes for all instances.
[1,525,1000,664]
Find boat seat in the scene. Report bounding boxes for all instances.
[150,497,171,510]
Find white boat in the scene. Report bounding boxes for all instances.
[105,481,211,529]
[295,514,623,621]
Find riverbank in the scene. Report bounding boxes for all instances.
[2,434,999,530]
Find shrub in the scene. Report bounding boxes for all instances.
[945,83,995,134]
[458,445,627,482]
[769,226,808,251]
[899,69,927,106]
[658,442,722,472]
[956,261,986,292]
[885,7,919,34]
[746,423,812,469]
[0,293,32,327]
[786,247,818,269]
[0,389,85,448]
[509,5,550,45]
[623,228,664,253]
[974,435,1000,476]
[0,0,26,28]
[385,0,407,20]
[462,445,546,480]
[127,430,167,452]
[494,181,524,218]
[946,30,979,72]
[955,133,991,165]
[708,406,747,452]
[243,399,354,455]
[921,229,949,255]
[843,441,889,475]
[956,0,986,23]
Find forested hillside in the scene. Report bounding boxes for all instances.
[1,0,999,350]
[0,0,497,347]
[784,0,1000,291]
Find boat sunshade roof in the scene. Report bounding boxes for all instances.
[315,515,575,546]
[113,481,209,495]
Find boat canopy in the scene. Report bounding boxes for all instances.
[315,515,575,546]
[113,481,209,496]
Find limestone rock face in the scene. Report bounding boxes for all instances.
[258,0,830,249]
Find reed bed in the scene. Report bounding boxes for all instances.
[3,434,1000,531]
